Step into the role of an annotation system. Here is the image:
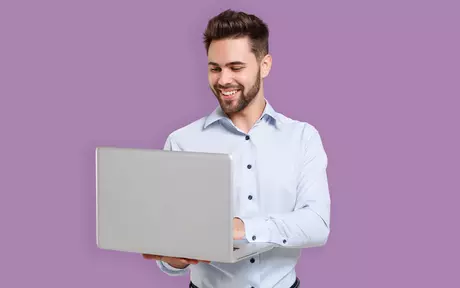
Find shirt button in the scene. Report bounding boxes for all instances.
[252,235,256,241]
[250,258,255,263]
[248,195,253,200]
[247,164,252,169]
[245,135,250,140]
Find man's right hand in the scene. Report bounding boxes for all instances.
[142,254,210,269]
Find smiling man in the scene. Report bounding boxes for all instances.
[142,9,331,288]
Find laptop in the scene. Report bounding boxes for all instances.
[95,146,276,263]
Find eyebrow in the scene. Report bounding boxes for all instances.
[208,61,246,66]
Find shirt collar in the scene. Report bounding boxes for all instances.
[203,100,280,129]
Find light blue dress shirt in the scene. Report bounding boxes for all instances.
[156,101,331,288]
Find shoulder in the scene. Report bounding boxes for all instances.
[275,112,328,162]
[275,112,321,142]
[163,116,208,149]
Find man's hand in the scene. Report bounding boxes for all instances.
[143,218,245,268]
[142,254,210,269]
[233,217,246,240]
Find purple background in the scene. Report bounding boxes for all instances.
[1,0,459,287]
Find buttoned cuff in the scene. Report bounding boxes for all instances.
[238,216,289,246]
[239,216,271,243]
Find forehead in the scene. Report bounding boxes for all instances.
[207,37,256,65]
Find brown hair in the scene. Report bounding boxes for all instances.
[203,9,269,61]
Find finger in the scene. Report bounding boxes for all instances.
[160,256,188,264]
[186,258,210,264]
[179,258,192,265]
[182,258,197,265]
[142,254,161,260]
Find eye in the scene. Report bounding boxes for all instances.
[210,67,221,72]
[231,67,243,71]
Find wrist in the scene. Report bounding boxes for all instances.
[164,259,189,269]
[169,263,189,269]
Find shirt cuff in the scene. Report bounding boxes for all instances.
[156,260,189,276]
[238,216,288,246]
[239,216,271,243]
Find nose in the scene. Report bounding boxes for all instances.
[217,69,233,86]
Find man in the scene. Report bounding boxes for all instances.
[143,9,331,288]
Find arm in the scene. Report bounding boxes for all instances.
[238,128,331,249]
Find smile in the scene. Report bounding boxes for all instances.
[221,90,239,96]
[219,89,240,99]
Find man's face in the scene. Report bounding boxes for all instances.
[207,37,262,115]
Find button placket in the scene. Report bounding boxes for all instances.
[241,132,258,216]
[246,160,256,206]
[245,134,253,171]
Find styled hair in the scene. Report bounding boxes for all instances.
[203,9,269,60]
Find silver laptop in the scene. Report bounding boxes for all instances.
[95,146,275,263]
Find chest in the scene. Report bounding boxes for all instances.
[187,129,302,215]
[234,135,300,215]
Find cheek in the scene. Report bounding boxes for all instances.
[209,74,218,86]
[234,75,250,89]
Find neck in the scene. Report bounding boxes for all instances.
[228,94,266,134]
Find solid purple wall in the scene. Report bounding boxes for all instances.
[1,0,458,287]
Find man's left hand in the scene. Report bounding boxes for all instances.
[233,217,245,240]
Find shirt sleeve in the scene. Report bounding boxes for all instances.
[156,260,190,276]
[238,128,331,249]
[163,133,182,151]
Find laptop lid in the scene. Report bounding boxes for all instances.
[96,147,235,262]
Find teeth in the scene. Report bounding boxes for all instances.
[222,90,238,96]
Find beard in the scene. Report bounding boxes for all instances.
[211,69,261,115]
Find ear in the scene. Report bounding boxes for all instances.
[260,54,272,78]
